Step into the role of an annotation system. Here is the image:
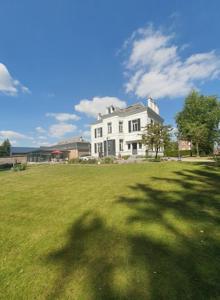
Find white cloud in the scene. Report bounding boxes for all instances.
[124,25,220,99]
[0,63,30,95]
[75,96,126,117]
[46,112,80,122]
[0,130,28,140]
[37,135,47,140]
[49,123,77,137]
[31,140,51,147]
[35,126,46,134]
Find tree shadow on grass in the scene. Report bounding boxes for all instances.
[118,166,220,299]
[46,166,220,300]
[46,212,132,300]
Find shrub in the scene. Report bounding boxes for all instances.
[122,155,130,160]
[12,163,27,172]
[214,156,220,166]
[164,150,193,157]
[69,158,81,164]
[69,158,97,164]
[101,156,115,164]
[199,151,207,157]
[0,163,13,171]
[80,159,97,164]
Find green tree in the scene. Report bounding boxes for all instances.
[164,140,178,156]
[176,91,220,156]
[0,139,11,157]
[142,123,172,159]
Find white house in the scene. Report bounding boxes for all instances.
[90,98,164,157]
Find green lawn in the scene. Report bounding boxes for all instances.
[0,162,220,300]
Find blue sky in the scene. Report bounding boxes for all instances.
[1,0,220,146]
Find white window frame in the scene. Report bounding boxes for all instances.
[119,139,123,151]
[119,121,123,133]
[107,122,112,134]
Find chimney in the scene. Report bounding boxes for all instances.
[106,106,111,114]
[97,113,102,120]
[147,97,153,109]
[147,97,159,115]
[111,105,115,112]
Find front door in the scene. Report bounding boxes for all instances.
[132,143,137,155]
[104,140,116,156]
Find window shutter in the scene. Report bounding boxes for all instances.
[138,119,141,131]
[94,129,97,138]
[94,143,97,153]
[100,128,102,137]
[128,121,131,132]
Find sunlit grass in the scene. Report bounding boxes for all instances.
[0,162,219,299]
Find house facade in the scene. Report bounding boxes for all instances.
[91,98,164,157]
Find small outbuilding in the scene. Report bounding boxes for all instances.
[27,137,90,163]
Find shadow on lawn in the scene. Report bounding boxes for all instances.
[46,212,128,300]
[46,166,220,300]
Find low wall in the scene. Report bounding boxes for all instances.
[0,156,27,165]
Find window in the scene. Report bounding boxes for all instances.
[97,127,102,137]
[94,129,97,138]
[119,139,123,151]
[132,119,140,131]
[128,143,131,150]
[139,142,142,149]
[97,143,103,154]
[94,143,97,153]
[119,121,123,133]
[128,119,141,132]
[107,122,112,134]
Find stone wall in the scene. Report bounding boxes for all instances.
[0,156,27,165]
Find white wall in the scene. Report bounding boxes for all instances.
[91,109,162,157]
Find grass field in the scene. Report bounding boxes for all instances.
[0,162,220,300]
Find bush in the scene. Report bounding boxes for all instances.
[101,156,115,164]
[0,163,13,171]
[12,163,27,172]
[80,159,97,164]
[214,156,220,166]
[69,158,81,164]
[122,155,130,160]
[69,158,97,164]
[164,150,192,157]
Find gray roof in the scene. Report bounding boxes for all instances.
[11,147,39,154]
[91,103,163,125]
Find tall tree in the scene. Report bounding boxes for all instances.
[142,123,171,159]
[176,91,220,156]
[0,139,11,157]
